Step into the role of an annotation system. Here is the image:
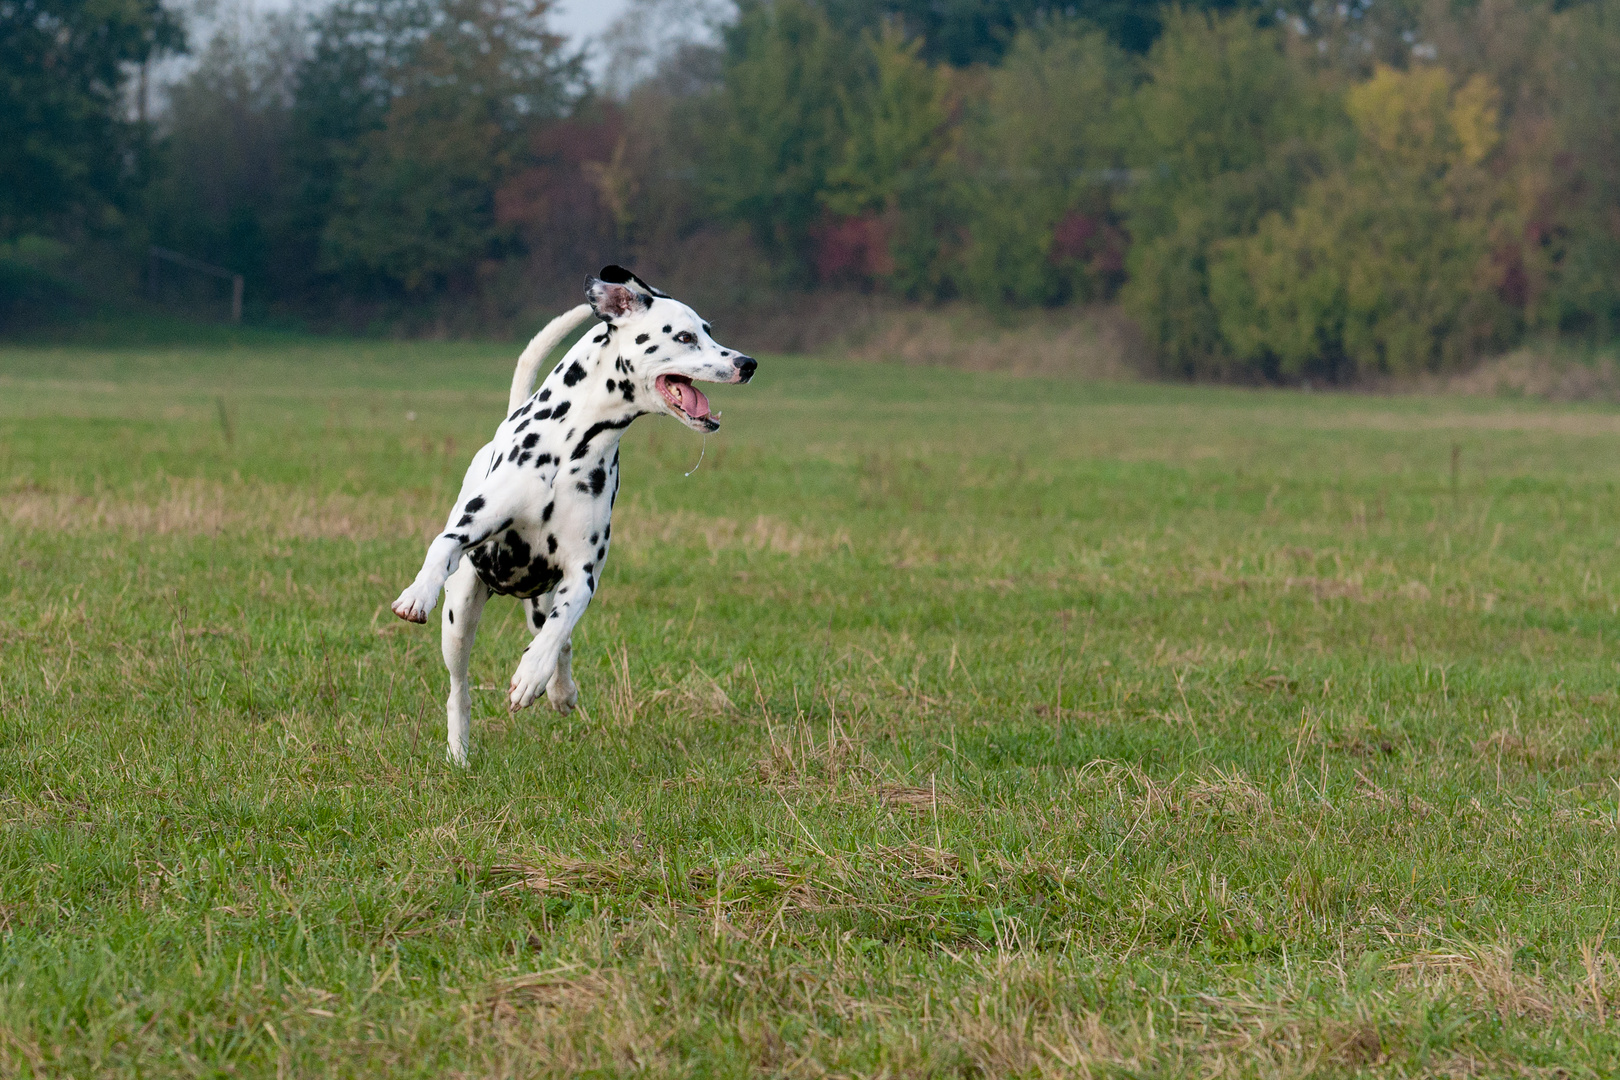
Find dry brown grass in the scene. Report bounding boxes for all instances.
[1,478,437,541]
[1446,348,1620,402]
[487,853,633,896]
[838,302,1145,379]
[1386,943,1561,1021]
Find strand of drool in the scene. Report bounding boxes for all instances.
[684,435,707,477]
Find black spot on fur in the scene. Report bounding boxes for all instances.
[588,466,607,496]
[448,609,454,624]
[586,574,596,591]
[590,533,599,545]
[464,496,486,513]
[517,452,532,466]
[552,401,570,420]
[531,608,546,628]
[605,378,616,391]
[457,514,474,527]
[596,546,605,560]
[645,345,658,354]
[522,432,540,449]
[621,383,635,403]
[563,361,587,386]
[535,408,552,420]
[663,325,672,333]
[547,534,557,553]
[466,529,562,599]
[515,419,530,433]
[539,389,551,402]
[541,501,554,522]
[635,334,649,344]
[570,416,636,461]
[534,453,553,467]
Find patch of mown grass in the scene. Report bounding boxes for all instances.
[4,341,1620,1075]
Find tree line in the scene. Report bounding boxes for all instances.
[4,0,1618,379]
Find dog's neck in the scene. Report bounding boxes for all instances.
[518,329,647,456]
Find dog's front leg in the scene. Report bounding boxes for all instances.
[509,571,594,712]
[524,597,578,714]
[393,482,513,624]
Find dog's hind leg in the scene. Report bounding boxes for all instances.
[441,561,490,766]
[523,597,578,714]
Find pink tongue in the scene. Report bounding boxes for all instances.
[679,381,710,419]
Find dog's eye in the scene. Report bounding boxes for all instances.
[674,331,696,345]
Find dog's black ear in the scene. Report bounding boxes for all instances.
[599,264,671,299]
[586,274,650,321]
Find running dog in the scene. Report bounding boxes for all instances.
[391,266,756,764]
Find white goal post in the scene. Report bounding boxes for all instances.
[147,246,244,323]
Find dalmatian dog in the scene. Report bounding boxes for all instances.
[391,266,756,764]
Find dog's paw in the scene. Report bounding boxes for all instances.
[509,664,547,712]
[391,587,433,624]
[547,677,579,714]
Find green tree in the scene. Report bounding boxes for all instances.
[0,0,182,239]
[813,0,1249,61]
[956,22,1131,307]
[1118,9,1342,377]
[819,25,956,294]
[704,0,849,282]
[1210,65,1510,377]
[146,8,305,307]
[307,0,579,299]
[1535,0,1620,340]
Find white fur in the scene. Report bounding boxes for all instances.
[510,303,593,414]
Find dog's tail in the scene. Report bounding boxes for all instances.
[509,303,595,413]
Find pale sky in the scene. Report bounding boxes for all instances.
[247,0,635,52]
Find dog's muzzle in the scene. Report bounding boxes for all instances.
[733,356,757,383]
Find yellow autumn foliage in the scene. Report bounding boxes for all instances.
[1211,65,1511,377]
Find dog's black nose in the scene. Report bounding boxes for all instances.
[735,356,757,383]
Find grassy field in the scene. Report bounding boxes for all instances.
[4,336,1620,1077]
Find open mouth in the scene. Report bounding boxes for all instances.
[656,374,712,422]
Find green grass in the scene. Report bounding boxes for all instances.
[5,337,1620,1077]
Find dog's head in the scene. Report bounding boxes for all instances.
[586,266,755,433]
